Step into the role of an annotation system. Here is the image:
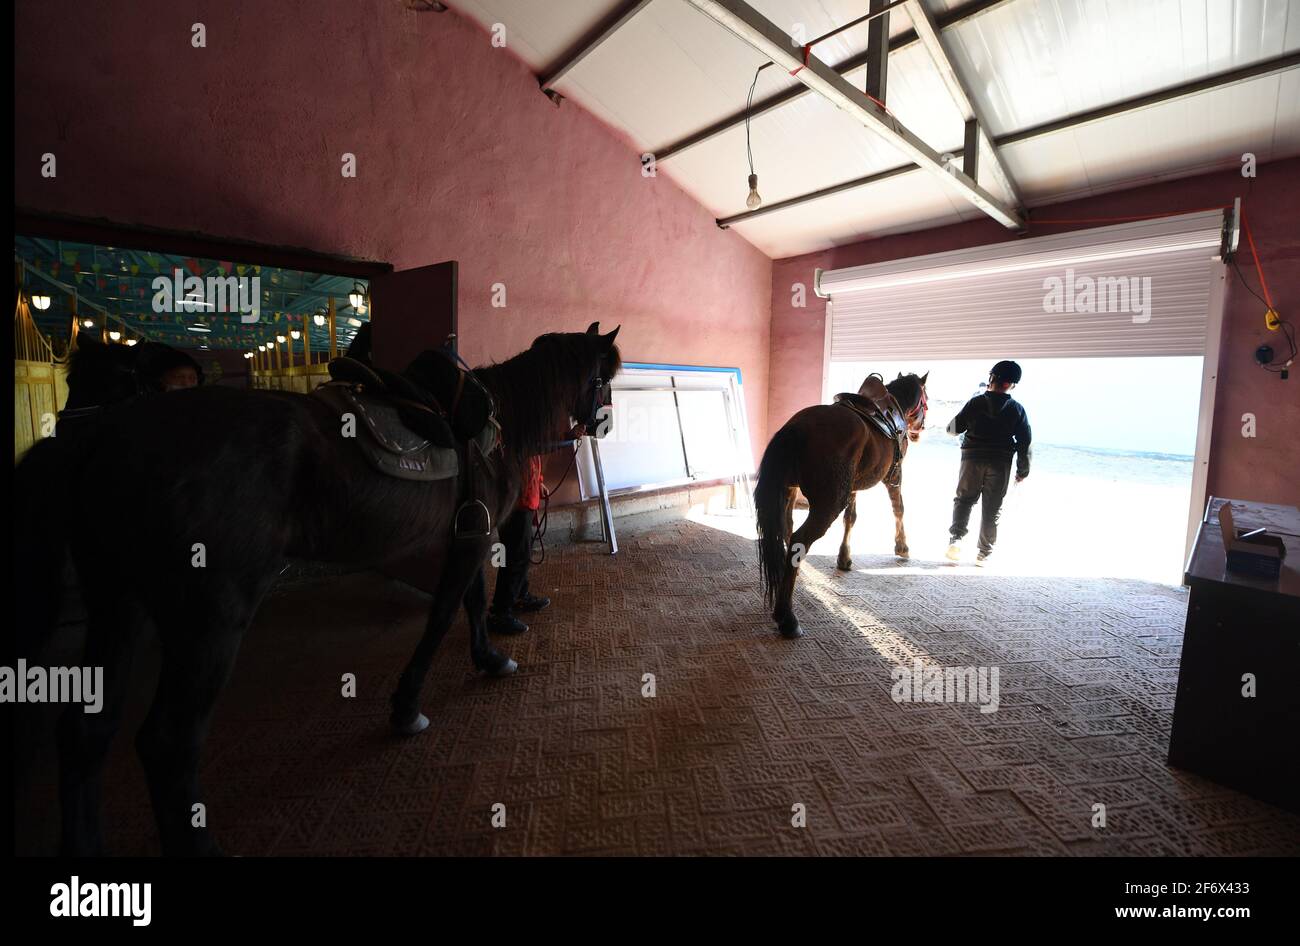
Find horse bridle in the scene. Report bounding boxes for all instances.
[905,384,928,431]
[575,363,611,435]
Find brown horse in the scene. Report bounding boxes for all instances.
[14,323,620,856]
[754,372,929,638]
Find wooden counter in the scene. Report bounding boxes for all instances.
[1169,497,1300,812]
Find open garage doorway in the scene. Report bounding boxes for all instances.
[809,209,1233,586]
[825,356,1203,585]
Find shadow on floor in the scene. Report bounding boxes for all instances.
[14,519,1300,856]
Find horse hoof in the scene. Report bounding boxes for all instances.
[392,712,430,736]
[778,622,805,639]
[836,558,853,572]
[895,548,910,560]
[477,651,518,676]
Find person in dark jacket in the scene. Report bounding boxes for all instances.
[945,360,1031,564]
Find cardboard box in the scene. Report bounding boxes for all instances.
[1219,504,1286,580]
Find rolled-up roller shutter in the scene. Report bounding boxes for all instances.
[818,210,1229,361]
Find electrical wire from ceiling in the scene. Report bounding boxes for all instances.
[744,60,772,178]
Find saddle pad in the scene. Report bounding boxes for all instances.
[313,383,458,482]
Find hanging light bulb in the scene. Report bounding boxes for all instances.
[31,292,51,311]
[276,334,287,344]
[125,338,138,347]
[109,330,122,341]
[82,318,95,329]
[348,283,367,310]
[313,311,326,327]
[290,329,301,340]
[746,173,762,210]
[258,344,266,352]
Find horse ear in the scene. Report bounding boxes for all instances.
[920,371,929,386]
[602,325,620,348]
[586,322,600,335]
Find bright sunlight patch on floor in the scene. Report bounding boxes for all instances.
[691,434,1193,586]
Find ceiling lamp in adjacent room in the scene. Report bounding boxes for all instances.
[30,291,51,310]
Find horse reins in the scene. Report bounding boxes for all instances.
[528,368,608,565]
[528,447,578,566]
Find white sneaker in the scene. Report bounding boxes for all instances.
[946,542,962,562]
[975,550,989,566]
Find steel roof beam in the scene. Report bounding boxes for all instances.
[684,0,1025,229]
[651,0,1015,163]
[863,0,892,105]
[716,51,1300,229]
[538,0,655,97]
[717,164,917,226]
[904,0,1024,207]
[997,49,1300,146]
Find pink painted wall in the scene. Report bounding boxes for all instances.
[12,0,772,454]
[770,161,1300,507]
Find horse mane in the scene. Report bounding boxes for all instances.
[473,332,621,461]
[345,323,373,364]
[886,373,925,413]
[66,339,206,407]
[66,338,136,393]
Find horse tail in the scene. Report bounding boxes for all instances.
[754,424,801,607]
[14,437,76,659]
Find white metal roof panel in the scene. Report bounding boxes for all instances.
[1002,70,1297,205]
[942,0,1297,136]
[449,0,1300,258]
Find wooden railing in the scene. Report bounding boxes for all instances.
[250,362,332,394]
[14,290,68,462]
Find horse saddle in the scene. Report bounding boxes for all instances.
[327,350,495,444]
[834,376,908,487]
[313,380,459,482]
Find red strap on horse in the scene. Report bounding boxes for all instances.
[908,384,928,418]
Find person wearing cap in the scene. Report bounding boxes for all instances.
[135,342,205,391]
[945,360,1032,564]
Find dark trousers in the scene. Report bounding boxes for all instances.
[491,507,532,613]
[949,456,1012,554]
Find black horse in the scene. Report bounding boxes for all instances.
[15,323,621,856]
[57,338,205,436]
